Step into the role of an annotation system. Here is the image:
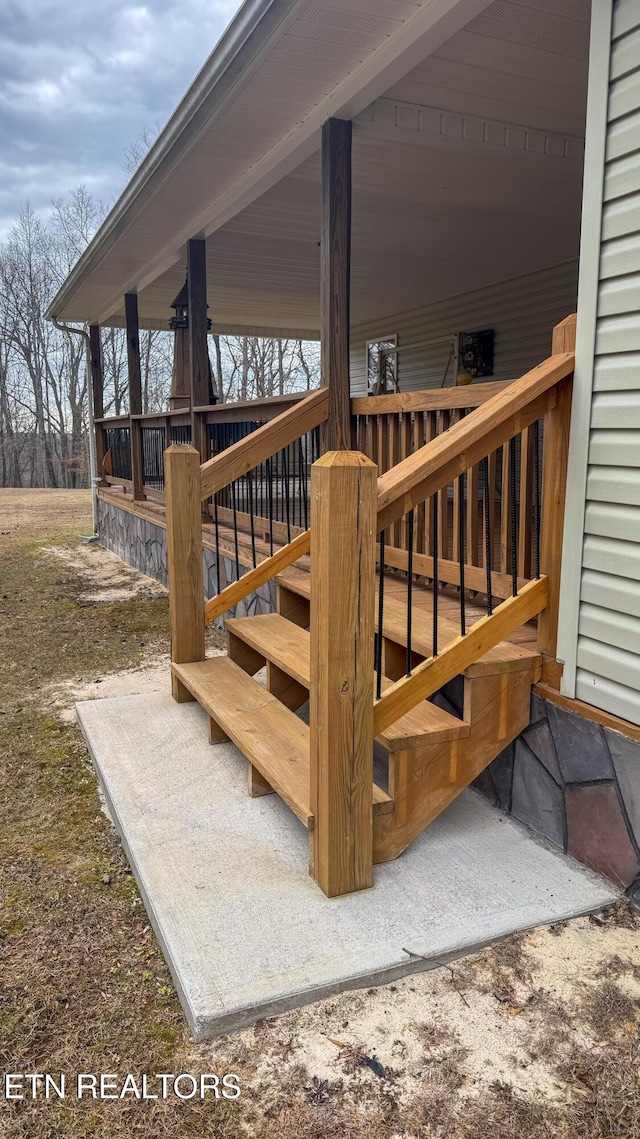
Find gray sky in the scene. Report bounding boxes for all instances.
[0,0,242,237]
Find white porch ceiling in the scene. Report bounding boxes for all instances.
[51,0,592,334]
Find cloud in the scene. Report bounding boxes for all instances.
[0,0,241,236]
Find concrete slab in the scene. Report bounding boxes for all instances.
[77,692,618,1041]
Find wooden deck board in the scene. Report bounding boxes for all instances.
[225,613,470,751]
[171,657,393,825]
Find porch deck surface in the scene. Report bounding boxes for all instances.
[77,690,617,1041]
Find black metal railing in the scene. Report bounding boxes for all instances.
[104,426,132,482]
[373,422,543,699]
[208,426,321,582]
[140,423,193,492]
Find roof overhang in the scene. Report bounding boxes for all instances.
[47,0,498,331]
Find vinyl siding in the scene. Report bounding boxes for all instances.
[349,262,578,398]
[575,0,640,726]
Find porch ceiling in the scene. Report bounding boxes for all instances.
[49,0,591,335]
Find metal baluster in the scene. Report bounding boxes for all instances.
[406,510,414,676]
[510,435,519,595]
[483,456,494,615]
[300,438,308,529]
[533,420,541,579]
[458,471,466,636]
[432,492,439,657]
[376,532,385,700]
[267,456,274,556]
[214,495,221,594]
[248,465,257,568]
[283,446,291,543]
[231,480,240,581]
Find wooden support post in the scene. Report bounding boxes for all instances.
[187,238,210,460]
[537,315,576,657]
[309,450,376,897]
[165,445,206,702]
[124,293,144,499]
[320,118,352,453]
[89,324,106,484]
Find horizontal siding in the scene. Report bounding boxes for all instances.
[581,568,640,619]
[576,668,640,723]
[349,262,578,397]
[575,0,640,726]
[579,601,640,653]
[584,500,640,541]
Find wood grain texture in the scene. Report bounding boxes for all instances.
[374,666,536,863]
[351,380,512,416]
[321,119,352,453]
[376,354,574,533]
[225,612,469,751]
[165,445,205,701]
[200,388,328,500]
[204,530,311,624]
[310,451,376,897]
[172,656,313,826]
[537,374,573,656]
[373,577,548,735]
[171,656,393,828]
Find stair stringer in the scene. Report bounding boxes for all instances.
[373,664,538,863]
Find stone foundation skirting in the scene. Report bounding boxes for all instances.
[98,495,640,900]
[476,692,640,905]
[97,496,276,626]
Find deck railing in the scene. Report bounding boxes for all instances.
[95,392,313,503]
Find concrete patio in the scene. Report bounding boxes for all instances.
[77,691,617,1041]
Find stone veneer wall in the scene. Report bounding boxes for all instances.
[99,495,640,900]
[97,497,276,625]
[475,692,640,905]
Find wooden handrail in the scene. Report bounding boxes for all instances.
[200,387,329,501]
[196,392,310,423]
[373,577,549,734]
[352,380,512,416]
[204,530,311,625]
[376,353,574,532]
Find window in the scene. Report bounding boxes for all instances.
[367,336,397,396]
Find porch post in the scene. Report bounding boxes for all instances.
[320,118,352,452]
[187,238,209,461]
[89,324,106,485]
[124,292,144,499]
[165,444,206,702]
[309,450,376,896]
[537,313,577,658]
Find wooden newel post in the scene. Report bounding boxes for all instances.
[165,444,205,702]
[309,450,376,896]
[537,313,577,657]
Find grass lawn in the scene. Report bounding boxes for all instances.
[1,489,639,1138]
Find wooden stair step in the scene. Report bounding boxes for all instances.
[171,657,393,826]
[226,613,469,751]
[276,567,541,678]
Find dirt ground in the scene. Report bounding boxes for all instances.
[1,488,639,1139]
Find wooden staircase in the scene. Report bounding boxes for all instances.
[164,321,575,897]
[172,569,541,864]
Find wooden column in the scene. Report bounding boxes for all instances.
[187,238,210,460]
[89,324,106,483]
[320,118,352,453]
[537,314,577,657]
[309,450,376,896]
[124,292,144,499]
[165,444,206,702]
